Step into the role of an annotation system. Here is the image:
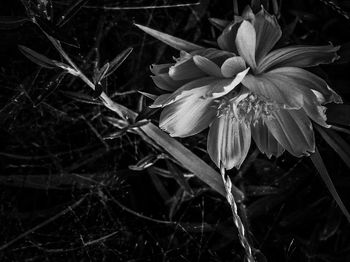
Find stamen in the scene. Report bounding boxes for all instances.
[216,92,279,124]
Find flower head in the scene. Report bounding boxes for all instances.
[150,6,342,170]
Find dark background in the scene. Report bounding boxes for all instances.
[1,0,350,261]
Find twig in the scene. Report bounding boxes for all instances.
[220,165,255,262]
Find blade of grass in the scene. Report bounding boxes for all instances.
[134,23,204,52]
[310,147,350,222]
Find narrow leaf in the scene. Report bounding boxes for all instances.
[134,23,204,52]
[57,0,90,27]
[316,125,350,170]
[310,148,350,222]
[209,18,231,30]
[105,47,133,77]
[19,45,58,69]
[138,123,244,200]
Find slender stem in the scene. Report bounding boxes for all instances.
[220,165,255,262]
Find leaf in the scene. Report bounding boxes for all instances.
[129,154,165,171]
[56,0,90,27]
[105,47,133,77]
[310,147,350,223]
[0,16,30,29]
[326,104,350,126]
[134,23,204,52]
[138,123,244,200]
[94,62,110,84]
[19,45,60,69]
[208,18,230,30]
[315,125,350,170]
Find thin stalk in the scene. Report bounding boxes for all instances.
[220,165,255,262]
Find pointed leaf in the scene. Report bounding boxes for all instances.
[316,125,350,170]
[135,23,204,52]
[105,47,133,77]
[310,148,350,223]
[19,45,61,69]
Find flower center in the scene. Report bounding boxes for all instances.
[216,92,279,124]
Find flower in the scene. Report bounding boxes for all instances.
[150,6,342,170]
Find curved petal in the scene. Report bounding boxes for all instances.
[206,68,250,98]
[151,73,187,92]
[150,63,173,75]
[235,21,257,70]
[217,19,242,52]
[208,115,251,169]
[193,55,222,77]
[159,94,216,137]
[265,109,315,156]
[221,56,246,78]
[242,74,304,109]
[258,45,340,73]
[151,77,216,108]
[253,8,282,63]
[267,67,342,104]
[192,48,235,66]
[251,119,284,158]
[169,56,206,80]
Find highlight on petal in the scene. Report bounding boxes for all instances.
[206,68,250,98]
[258,45,340,72]
[169,56,206,81]
[208,114,251,170]
[221,56,246,78]
[265,109,315,157]
[150,77,216,108]
[134,23,204,52]
[268,67,342,104]
[150,63,172,75]
[151,74,186,92]
[251,119,284,158]
[159,93,216,137]
[253,8,282,63]
[242,74,304,109]
[193,55,222,77]
[235,20,257,69]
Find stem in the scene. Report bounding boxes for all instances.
[220,165,255,262]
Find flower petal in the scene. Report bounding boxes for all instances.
[193,55,222,77]
[242,74,304,109]
[206,68,250,98]
[221,56,246,78]
[253,8,282,63]
[265,109,315,156]
[150,63,173,75]
[159,94,216,137]
[235,21,257,69]
[267,67,342,104]
[251,119,284,158]
[150,77,216,108]
[151,73,187,91]
[208,114,251,169]
[217,19,242,52]
[258,45,340,72]
[169,56,206,80]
